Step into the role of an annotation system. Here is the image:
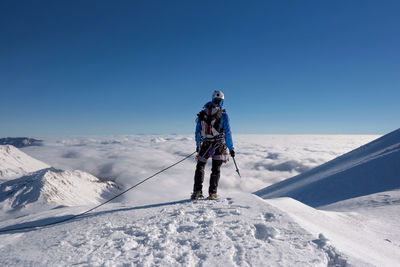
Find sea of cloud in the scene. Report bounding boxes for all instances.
[21,134,379,205]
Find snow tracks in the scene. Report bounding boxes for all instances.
[0,192,328,266]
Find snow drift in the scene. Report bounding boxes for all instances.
[0,145,49,181]
[255,128,400,207]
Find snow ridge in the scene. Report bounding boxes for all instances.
[0,167,120,211]
[0,145,121,212]
[255,128,400,207]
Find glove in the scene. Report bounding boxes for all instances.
[196,147,199,153]
[230,150,235,157]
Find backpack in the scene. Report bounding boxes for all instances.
[197,103,225,140]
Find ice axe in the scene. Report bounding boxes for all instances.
[232,156,241,178]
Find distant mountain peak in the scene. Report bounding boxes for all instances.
[0,137,43,148]
[0,167,120,211]
[0,145,49,180]
[0,145,121,211]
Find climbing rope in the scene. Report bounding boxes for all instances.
[0,151,196,233]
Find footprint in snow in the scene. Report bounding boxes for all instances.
[230,209,240,215]
[177,225,196,233]
[312,233,330,248]
[264,212,276,222]
[226,197,234,205]
[170,209,185,216]
[253,223,279,240]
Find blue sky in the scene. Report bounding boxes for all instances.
[1,0,399,135]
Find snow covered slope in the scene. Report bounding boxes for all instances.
[0,192,344,266]
[0,145,120,212]
[0,167,120,211]
[320,189,400,253]
[265,197,400,266]
[255,128,400,207]
[0,145,49,181]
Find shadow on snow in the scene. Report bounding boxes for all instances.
[0,199,192,234]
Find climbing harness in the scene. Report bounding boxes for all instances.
[197,141,229,163]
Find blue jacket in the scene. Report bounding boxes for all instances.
[195,102,234,151]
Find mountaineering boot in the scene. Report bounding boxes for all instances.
[191,191,204,200]
[208,193,217,200]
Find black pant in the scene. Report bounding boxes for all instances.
[193,141,225,194]
[193,160,223,194]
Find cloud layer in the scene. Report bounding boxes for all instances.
[21,134,379,205]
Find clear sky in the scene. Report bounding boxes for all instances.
[1,0,399,136]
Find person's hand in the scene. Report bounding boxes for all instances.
[230,150,235,157]
[196,147,199,153]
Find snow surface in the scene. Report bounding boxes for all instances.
[0,145,49,181]
[2,133,400,266]
[255,129,400,207]
[254,129,400,266]
[266,197,400,266]
[0,167,120,212]
[0,192,332,266]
